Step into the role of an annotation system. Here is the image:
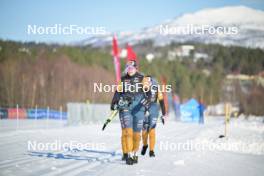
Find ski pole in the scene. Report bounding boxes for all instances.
[102,110,118,131]
[160,115,165,125]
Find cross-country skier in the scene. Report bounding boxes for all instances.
[141,76,166,157]
[110,47,147,165]
[198,97,206,124]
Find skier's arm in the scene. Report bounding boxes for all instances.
[140,92,151,119]
[110,81,123,110]
[141,77,152,109]
[110,91,120,110]
[158,91,166,116]
[158,91,166,125]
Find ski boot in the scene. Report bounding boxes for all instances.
[125,154,134,165]
[132,155,138,164]
[149,150,155,157]
[122,153,128,161]
[141,145,148,155]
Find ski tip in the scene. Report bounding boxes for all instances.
[102,124,106,131]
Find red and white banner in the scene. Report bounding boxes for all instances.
[112,36,121,84]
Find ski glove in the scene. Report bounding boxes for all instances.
[145,110,150,117]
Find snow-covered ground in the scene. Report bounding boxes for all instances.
[0,116,264,176]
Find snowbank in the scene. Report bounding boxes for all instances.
[194,116,264,155]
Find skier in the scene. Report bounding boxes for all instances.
[110,52,147,165]
[198,97,206,124]
[141,75,166,157]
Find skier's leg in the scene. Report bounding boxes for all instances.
[123,128,133,164]
[149,128,156,157]
[132,130,142,159]
[130,97,144,163]
[141,130,148,155]
[148,103,159,157]
[119,110,133,164]
[123,128,133,154]
[121,129,128,160]
[142,116,149,145]
[142,130,148,146]
[141,118,149,155]
[132,107,144,153]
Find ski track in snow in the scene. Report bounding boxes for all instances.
[0,117,264,176]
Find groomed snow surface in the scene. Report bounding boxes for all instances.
[0,116,264,176]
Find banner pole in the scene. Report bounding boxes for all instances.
[16,104,19,130]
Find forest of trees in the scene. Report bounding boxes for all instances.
[0,40,264,115]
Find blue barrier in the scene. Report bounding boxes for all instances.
[180,98,200,123]
[0,108,8,119]
[0,107,67,120]
[27,108,67,120]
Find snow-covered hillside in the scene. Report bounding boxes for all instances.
[77,6,264,49]
[0,116,264,176]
